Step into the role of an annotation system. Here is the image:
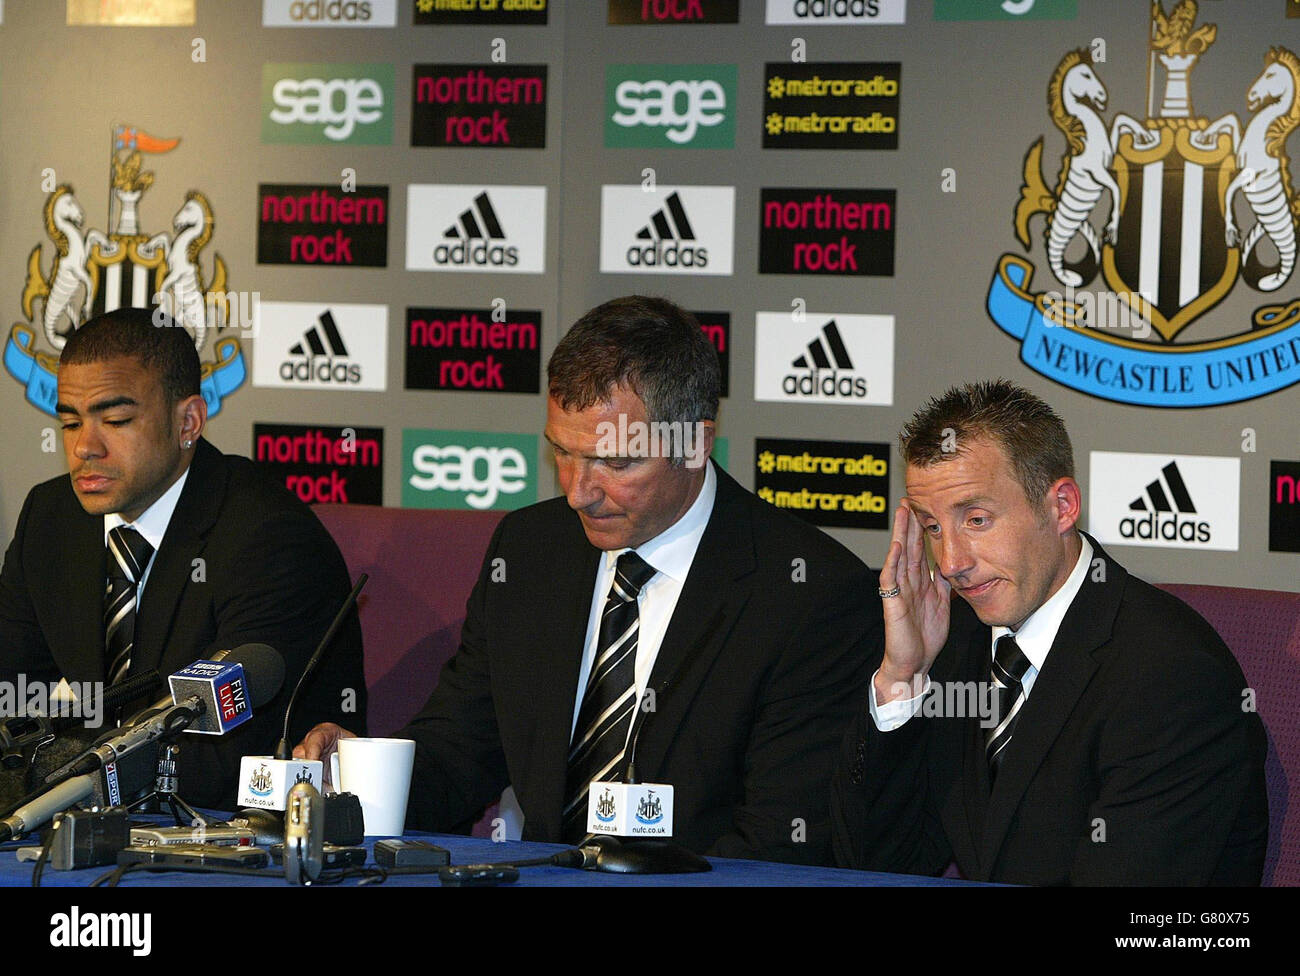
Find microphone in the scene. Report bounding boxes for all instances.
[583,612,726,862]
[44,645,285,783]
[237,577,366,813]
[274,574,367,760]
[120,646,276,728]
[0,773,97,843]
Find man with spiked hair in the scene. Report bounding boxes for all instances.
[831,379,1267,884]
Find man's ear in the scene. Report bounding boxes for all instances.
[685,419,716,470]
[176,394,208,449]
[1049,476,1082,535]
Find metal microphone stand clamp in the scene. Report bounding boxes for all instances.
[125,744,218,828]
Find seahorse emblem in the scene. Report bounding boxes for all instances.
[21,186,118,350]
[1013,50,1159,288]
[1196,48,1300,293]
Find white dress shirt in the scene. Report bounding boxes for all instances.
[870,535,1094,731]
[569,462,717,744]
[102,466,191,612]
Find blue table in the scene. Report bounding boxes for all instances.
[1,820,984,887]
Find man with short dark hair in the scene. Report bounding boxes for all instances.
[299,295,880,863]
[0,307,365,809]
[831,379,1267,884]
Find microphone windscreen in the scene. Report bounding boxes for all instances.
[223,644,286,708]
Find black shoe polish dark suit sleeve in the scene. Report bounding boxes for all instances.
[399,463,883,865]
[0,438,367,809]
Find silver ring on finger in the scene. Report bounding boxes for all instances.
[878,585,901,598]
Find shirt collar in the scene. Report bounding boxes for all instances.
[991,533,1093,673]
[601,461,717,583]
[103,465,191,552]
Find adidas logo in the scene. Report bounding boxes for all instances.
[433,192,518,267]
[279,311,362,383]
[1118,461,1210,543]
[783,320,868,398]
[626,191,708,268]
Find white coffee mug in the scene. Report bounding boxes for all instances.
[330,736,416,837]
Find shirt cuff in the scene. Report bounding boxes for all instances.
[869,670,930,732]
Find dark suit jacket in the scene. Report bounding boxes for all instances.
[0,438,366,809]
[830,534,1268,885]
[402,464,882,864]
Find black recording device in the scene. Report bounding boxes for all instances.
[438,865,520,887]
[270,842,367,867]
[374,838,450,868]
[45,808,131,870]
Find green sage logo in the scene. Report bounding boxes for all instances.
[263,62,395,144]
[933,0,1076,19]
[402,429,537,510]
[606,64,737,148]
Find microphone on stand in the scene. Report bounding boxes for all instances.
[237,576,366,811]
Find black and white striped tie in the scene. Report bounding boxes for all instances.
[985,634,1032,785]
[105,526,155,688]
[562,550,657,845]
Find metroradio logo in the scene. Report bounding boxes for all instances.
[601,185,734,275]
[407,184,546,273]
[1089,452,1239,551]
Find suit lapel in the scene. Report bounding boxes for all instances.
[633,466,755,779]
[980,536,1123,869]
[132,440,226,675]
[50,491,109,680]
[525,523,601,836]
[957,624,993,874]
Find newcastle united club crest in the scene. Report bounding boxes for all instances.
[4,126,246,416]
[988,1,1300,406]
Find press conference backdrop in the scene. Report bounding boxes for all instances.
[0,0,1295,590]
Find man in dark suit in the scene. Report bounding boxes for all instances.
[0,307,365,809]
[299,296,880,864]
[831,380,1267,885]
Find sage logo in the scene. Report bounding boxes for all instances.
[1089,452,1239,551]
[403,430,537,511]
[600,185,734,275]
[406,185,546,273]
[606,65,736,148]
[765,0,906,24]
[934,0,1075,20]
[252,302,387,392]
[262,62,394,144]
[755,312,893,405]
[262,0,397,25]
